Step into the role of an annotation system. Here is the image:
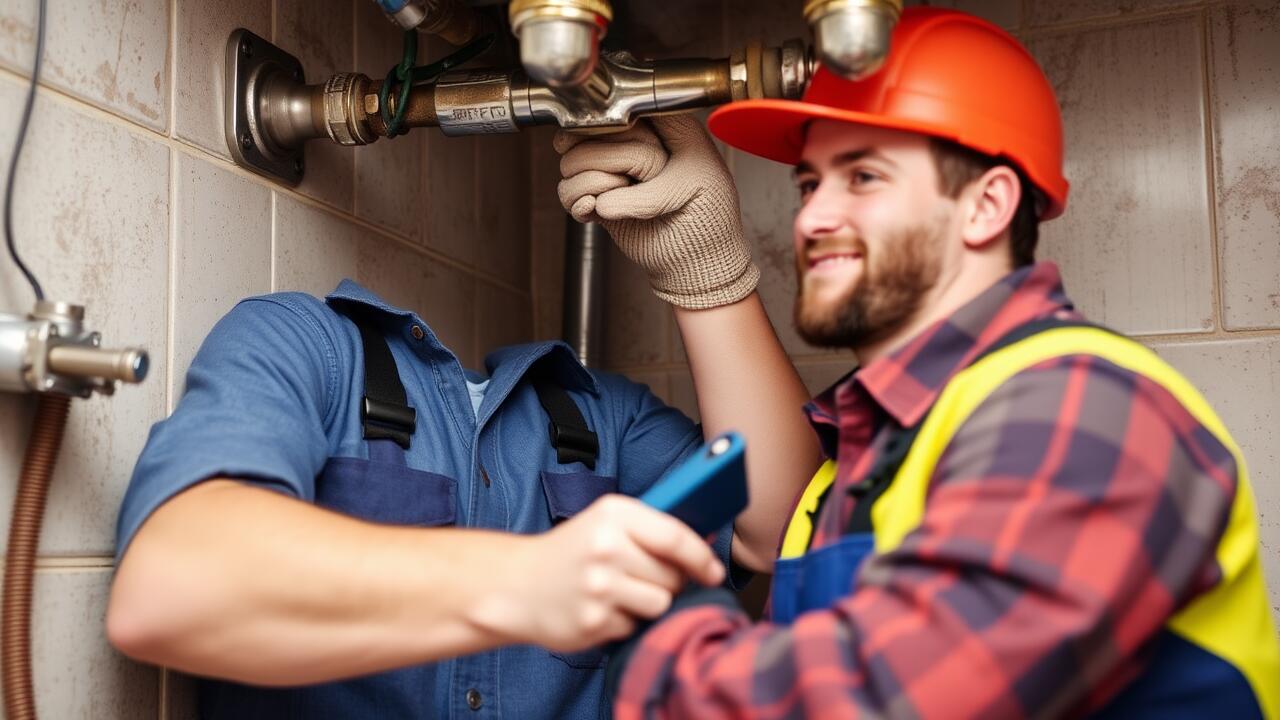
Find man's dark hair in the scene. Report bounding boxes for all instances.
[927,137,1044,267]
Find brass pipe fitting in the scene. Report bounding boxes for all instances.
[509,0,613,88]
[803,0,902,80]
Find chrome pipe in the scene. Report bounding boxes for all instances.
[562,219,609,368]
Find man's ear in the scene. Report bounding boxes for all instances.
[960,165,1020,250]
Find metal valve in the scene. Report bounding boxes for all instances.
[0,301,149,397]
[225,28,815,184]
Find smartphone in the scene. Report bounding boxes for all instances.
[640,431,748,537]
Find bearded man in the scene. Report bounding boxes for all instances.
[555,8,1279,719]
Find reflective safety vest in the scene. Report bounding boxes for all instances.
[774,319,1280,719]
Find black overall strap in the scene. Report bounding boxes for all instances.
[842,316,1109,536]
[337,306,417,449]
[533,378,599,470]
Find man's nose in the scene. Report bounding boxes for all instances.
[794,185,847,244]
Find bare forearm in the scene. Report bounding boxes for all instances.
[674,293,822,572]
[108,480,525,685]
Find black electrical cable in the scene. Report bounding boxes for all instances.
[3,0,48,302]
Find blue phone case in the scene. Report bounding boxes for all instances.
[639,431,748,536]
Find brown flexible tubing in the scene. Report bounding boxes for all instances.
[2,392,72,720]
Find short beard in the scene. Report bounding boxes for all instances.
[794,213,946,349]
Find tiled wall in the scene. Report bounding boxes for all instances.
[530,0,1280,621]
[0,0,532,716]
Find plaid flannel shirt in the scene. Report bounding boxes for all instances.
[614,262,1239,719]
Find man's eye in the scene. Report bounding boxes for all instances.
[851,171,879,185]
[796,180,818,196]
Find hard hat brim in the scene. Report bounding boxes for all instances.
[708,98,1067,219]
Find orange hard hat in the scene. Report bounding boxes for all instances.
[708,7,1069,218]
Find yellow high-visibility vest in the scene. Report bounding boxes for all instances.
[779,325,1279,718]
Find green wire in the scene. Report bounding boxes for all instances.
[379,32,495,138]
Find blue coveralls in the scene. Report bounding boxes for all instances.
[116,280,737,719]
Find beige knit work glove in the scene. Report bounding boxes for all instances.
[555,114,760,310]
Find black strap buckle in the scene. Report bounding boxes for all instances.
[533,376,599,470]
[363,397,417,449]
[547,420,599,468]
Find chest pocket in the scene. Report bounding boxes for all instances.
[540,471,617,524]
[317,449,457,526]
[321,304,458,526]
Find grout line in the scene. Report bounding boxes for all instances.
[158,668,170,720]
[527,137,541,339]
[166,148,179,416]
[1021,0,1228,38]
[270,191,279,292]
[1142,327,1280,342]
[1197,5,1228,333]
[32,557,114,570]
[166,0,176,139]
[162,138,529,295]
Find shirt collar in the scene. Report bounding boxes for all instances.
[807,261,1077,432]
[323,278,598,405]
[325,278,415,319]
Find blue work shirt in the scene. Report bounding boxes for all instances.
[116,279,736,720]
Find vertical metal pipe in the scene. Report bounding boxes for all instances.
[561,218,608,368]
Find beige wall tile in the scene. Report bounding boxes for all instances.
[273,193,361,297]
[904,0,1021,30]
[163,670,199,720]
[424,263,480,371]
[1026,0,1197,28]
[354,0,426,241]
[621,0,727,57]
[1210,2,1280,330]
[356,237,479,368]
[733,149,836,357]
[602,244,671,368]
[476,132,532,291]
[532,210,566,342]
[796,357,857,398]
[425,131,478,266]
[528,126,563,218]
[0,82,168,556]
[172,154,273,405]
[476,282,534,361]
[25,569,159,718]
[625,371,672,407]
[1032,17,1214,335]
[275,0,355,212]
[0,0,168,130]
[1148,337,1280,618]
[667,369,700,422]
[725,0,808,49]
[173,0,271,157]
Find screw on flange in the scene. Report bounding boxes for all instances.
[293,67,303,82]
[240,132,253,150]
[292,158,304,175]
[240,38,253,57]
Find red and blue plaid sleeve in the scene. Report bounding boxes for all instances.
[615,355,1238,719]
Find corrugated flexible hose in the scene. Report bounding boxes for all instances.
[2,392,71,720]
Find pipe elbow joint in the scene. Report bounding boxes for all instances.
[805,0,901,81]
[510,0,612,89]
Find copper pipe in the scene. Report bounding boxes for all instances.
[362,80,440,137]
[2,392,72,720]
